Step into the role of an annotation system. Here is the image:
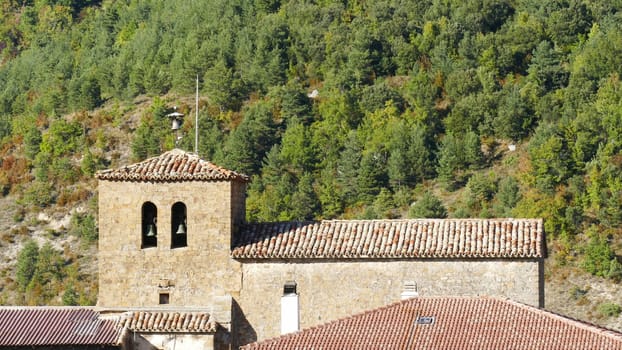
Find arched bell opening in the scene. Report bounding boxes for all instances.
[171,202,187,248]
[141,202,157,248]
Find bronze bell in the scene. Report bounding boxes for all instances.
[176,222,186,235]
[146,224,156,237]
[171,118,182,130]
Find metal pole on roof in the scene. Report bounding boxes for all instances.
[195,74,199,154]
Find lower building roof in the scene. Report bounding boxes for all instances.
[119,311,218,333]
[242,296,622,350]
[0,307,124,347]
[0,308,219,347]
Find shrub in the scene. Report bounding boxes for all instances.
[23,181,54,208]
[69,213,98,245]
[599,302,621,318]
[12,206,25,222]
[607,258,622,282]
[39,119,83,157]
[50,157,79,185]
[62,284,79,306]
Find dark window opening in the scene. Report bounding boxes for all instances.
[171,202,187,248]
[284,281,297,295]
[141,202,157,248]
[159,293,170,305]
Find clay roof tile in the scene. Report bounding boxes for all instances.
[233,219,544,260]
[96,148,249,183]
[244,297,622,350]
[0,308,124,346]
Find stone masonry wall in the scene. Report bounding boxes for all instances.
[237,259,542,345]
[97,180,244,310]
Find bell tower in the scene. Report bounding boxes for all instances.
[96,149,248,308]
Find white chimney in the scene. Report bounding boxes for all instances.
[281,281,299,334]
[401,281,418,300]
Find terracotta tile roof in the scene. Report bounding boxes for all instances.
[232,218,544,259]
[242,297,622,350]
[96,148,249,182]
[0,307,124,347]
[119,311,218,333]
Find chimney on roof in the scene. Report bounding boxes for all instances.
[281,281,299,335]
[401,281,418,300]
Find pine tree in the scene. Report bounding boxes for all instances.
[337,131,363,206]
[290,172,319,221]
[16,240,39,292]
[409,191,447,218]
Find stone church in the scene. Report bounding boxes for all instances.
[95,148,545,349]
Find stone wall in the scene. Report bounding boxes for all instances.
[237,259,543,345]
[97,180,244,310]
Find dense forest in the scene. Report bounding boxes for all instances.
[0,0,622,320]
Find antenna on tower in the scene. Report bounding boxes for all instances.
[195,74,199,154]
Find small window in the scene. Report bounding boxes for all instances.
[141,202,157,248]
[415,316,435,325]
[283,281,297,295]
[171,202,187,248]
[159,293,170,305]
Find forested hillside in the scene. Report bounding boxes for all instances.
[1,0,622,328]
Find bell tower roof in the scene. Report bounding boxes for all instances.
[96,149,249,183]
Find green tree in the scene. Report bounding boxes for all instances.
[23,124,42,160]
[371,188,397,219]
[359,82,405,114]
[528,123,572,192]
[408,191,447,218]
[444,93,496,136]
[69,212,97,245]
[16,240,39,292]
[357,150,388,204]
[290,172,319,221]
[280,119,315,175]
[221,100,278,175]
[582,227,615,278]
[437,133,463,187]
[62,283,79,306]
[27,242,64,303]
[494,83,535,141]
[131,99,171,161]
[204,58,245,112]
[81,147,96,177]
[23,180,54,207]
[546,0,592,49]
[336,131,362,206]
[527,40,568,92]
[386,120,435,190]
[437,131,483,189]
[464,172,497,214]
[272,82,313,124]
[39,118,83,157]
[494,176,521,216]
[316,164,343,219]
[68,70,102,111]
